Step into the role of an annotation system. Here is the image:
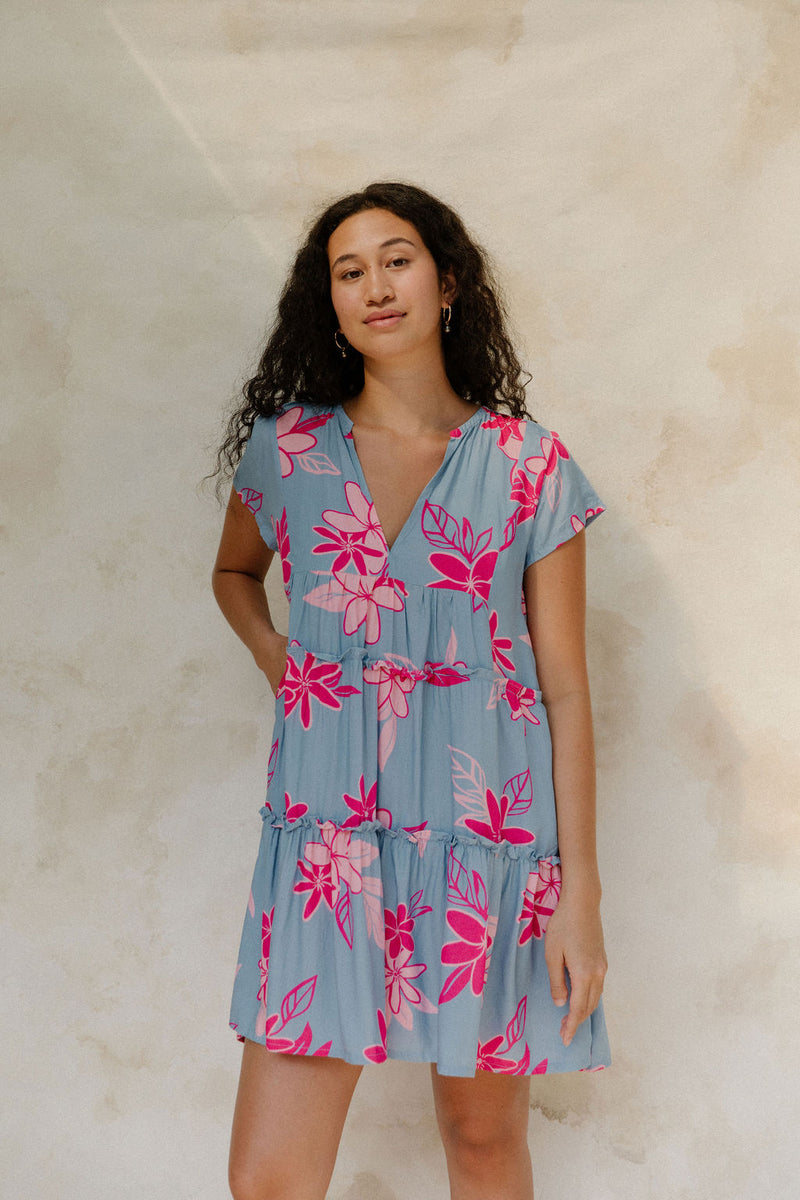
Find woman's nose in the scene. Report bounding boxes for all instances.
[363,268,394,302]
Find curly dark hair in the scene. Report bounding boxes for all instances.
[211,181,532,493]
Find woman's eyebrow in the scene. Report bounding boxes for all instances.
[330,237,416,272]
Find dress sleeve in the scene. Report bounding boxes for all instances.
[232,415,282,551]
[523,423,606,568]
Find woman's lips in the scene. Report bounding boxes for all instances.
[364,313,404,328]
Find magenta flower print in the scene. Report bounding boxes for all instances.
[502,679,540,726]
[312,481,388,575]
[279,648,361,729]
[422,502,498,611]
[304,571,408,644]
[263,974,332,1057]
[501,464,542,550]
[489,610,515,676]
[363,1008,389,1064]
[439,850,499,1003]
[476,996,531,1074]
[293,857,338,920]
[481,411,525,462]
[384,890,433,961]
[523,431,569,481]
[342,775,378,827]
[283,792,309,822]
[439,909,498,1003]
[517,859,562,944]
[275,406,338,479]
[236,487,262,515]
[464,786,536,845]
[273,507,291,596]
[256,905,274,1007]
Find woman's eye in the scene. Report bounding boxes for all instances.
[340,269,362,280]
[389,257,409,267]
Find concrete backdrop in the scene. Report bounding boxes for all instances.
[3,1,799,1197]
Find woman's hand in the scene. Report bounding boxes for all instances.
[544,893,607,1047]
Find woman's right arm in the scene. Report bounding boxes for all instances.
[212,487,288,696]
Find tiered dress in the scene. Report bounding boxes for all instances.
[228,401,611,1077]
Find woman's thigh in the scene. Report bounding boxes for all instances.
[229,1040,363,1200]
[429,1063,532,1148]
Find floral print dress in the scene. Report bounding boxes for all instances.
[228,401,611,1076]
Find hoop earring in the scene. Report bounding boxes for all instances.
[334,331,348,357]
[442,305,452,334]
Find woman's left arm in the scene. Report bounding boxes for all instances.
[523,530,607,1047]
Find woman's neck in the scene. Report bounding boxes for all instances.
[346,354,476,436]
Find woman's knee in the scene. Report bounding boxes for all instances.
[228,1152,302,1200]
[431,1068,531,1156]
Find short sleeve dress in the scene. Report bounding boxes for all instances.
[228,401,611,1076]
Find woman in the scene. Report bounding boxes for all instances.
[212,181,609,1200]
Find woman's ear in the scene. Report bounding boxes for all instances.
[440,269,457,305]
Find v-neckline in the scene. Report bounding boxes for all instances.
[335,404,485,556]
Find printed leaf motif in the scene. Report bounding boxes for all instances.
[448,746,488,812]
[335,887,354,948]
[296,451,341,475]
[444,626,458,664]
[421,501,463,551]
[505,768,533,816]
[506,996,527,1048]
[279,975,317,1028]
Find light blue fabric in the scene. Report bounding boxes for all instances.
[228,402,611,1076]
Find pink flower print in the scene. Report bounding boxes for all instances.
[237,487,263,514]
[275,406,336,478]
[489,610,515,676]
[517,860,562,944]
[294,857,339,920]
[402,822,431,858]
[523,431,569,481]
[304,571,408,645]
[501,464,542,550]
[342,775,378,827]
[313,481,388,575]
[283,792,309,822]
[279,650,361,729]
[481,411,525,462]
[439,908,498,1003]
[502,679,540,726]
[273,507,291,596]
[570,505,605,534]
[385,946,436,1030]
[364,657,419,721]
[464,787,536,845]
[363,1008,389,1064]
[304,821,378,898]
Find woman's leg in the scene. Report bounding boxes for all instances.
[229,1040,363,1200]
[430,1064,534,1200]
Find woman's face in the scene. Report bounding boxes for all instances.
[327,208,455,363]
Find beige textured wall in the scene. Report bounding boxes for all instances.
[3,2,799,1197]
